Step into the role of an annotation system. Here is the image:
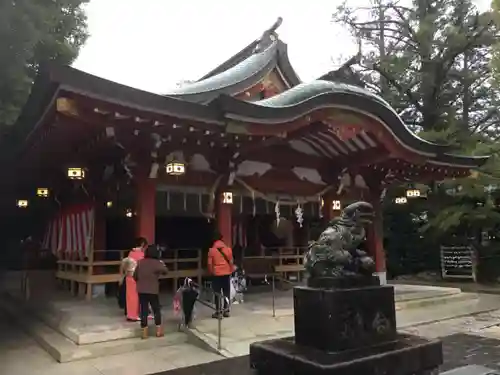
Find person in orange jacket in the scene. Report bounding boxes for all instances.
[207,232,234,318]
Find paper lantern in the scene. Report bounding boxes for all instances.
[406,189,421,198]
[166,162,185,176]
[68,167,85,180]
[332,200,342,210]
[395,197,408,204]
[222,192,233,204]
[17,199,28,208]
[36,188,49,198]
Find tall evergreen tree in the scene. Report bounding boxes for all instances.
[334,0,500,235]
[0,0,89,126]
[334,0,499,140]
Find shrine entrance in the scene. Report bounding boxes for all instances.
[7,18,487,300]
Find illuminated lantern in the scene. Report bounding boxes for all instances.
[332,200,342,210]
[222,192,233,204]
[166,161,185,176]
[67,167,85,180]
[17,200,28,208]
[406,189,421,198]
[125,209,133,218]
[395,197,408,204]
[106,201,113,208]
[37,188,49,198]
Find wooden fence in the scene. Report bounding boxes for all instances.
[56,247,307,300]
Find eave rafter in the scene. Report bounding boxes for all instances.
[367,158,471,182]
[223,103,429,168]
[52,96,277,151]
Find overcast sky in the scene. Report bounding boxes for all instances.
[73,0,492,94]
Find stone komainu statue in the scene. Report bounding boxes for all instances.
[304,201,376,279]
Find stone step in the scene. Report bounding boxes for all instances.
[441,365,500,375]
[395,291,478,310]
[0,296,188,363]
[1,291,181,345]
[394,286,462,301]
[187,294,500,357]
[398,295,500,328]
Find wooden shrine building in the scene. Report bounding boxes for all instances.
[8,18,488,297]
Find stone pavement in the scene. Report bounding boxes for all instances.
[5,283,500,374]
[391,278,500,296]
[0,309,223,375]
[148,333,500,375]
[190,292,500,356]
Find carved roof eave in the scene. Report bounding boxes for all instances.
[214,81,489,169]
[14,65,489,171]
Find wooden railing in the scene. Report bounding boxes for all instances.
[56,246,307,300]
[242,247,307,282]
[56,248,203,300]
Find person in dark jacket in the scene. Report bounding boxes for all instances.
[134,245,168,339]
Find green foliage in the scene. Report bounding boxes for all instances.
[492,0,500,84]
[383,197,440,276]
[418,125,500,234]
[0,0,89,126]
[334,0,500,241]
[334,0,500,136]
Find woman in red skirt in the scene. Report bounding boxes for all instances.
[120,237,148,321]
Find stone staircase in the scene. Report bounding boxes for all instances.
[394,284,478,310]
[0,292,188,362]
[0,280,491,363]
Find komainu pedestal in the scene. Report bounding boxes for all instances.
[294,283,397,352]
[250,280,443,375]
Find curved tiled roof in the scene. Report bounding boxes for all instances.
[11,18,489,170]
[214,80,488,167]
[165,39,279,103]
[164,17,301,103]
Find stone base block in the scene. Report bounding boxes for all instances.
[294,285,397,352]
[250,334,443,375]
[307,275,380,289]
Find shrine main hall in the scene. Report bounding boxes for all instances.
[5,19,487,296]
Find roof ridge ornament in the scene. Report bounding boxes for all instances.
[254,17,283,54]
[319,54,366,88]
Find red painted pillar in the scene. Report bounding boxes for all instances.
[321,195,333,223]
[366,198,386,285]
[135,178,156,244]
[216,191,232,248]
